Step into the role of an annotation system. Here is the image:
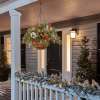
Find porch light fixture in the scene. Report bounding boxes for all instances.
[70,28,77,38]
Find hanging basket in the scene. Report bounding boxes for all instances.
[23,23,61,49]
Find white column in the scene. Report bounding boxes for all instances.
[38,49,47,74]
[9,10,21,100]
[62,30,72,81]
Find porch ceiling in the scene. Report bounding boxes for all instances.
[0,0,9,4]
[0,0,100,31]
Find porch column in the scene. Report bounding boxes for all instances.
[62,30,72,81]
[9,10,21,100]
[38,49,47,74]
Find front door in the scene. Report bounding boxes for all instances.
[47,31,62,75]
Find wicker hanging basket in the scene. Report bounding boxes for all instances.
[32,39,49,49]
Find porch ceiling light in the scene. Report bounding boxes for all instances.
[70,28,77,38]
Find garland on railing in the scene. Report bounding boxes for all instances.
[15,72,100,99]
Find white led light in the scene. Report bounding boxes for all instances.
[70,30,76,38]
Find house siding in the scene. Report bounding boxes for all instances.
[72,22,97,76]
[26,46,38,72]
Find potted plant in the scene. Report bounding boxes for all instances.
[76,36,96,83]
[23,23,61,49]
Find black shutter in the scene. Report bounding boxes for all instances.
[1,35,4,46]
[97,23,100,80]
[21,34,26,70]
[47,31,62,75]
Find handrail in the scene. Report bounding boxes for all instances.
[16,77,100,100]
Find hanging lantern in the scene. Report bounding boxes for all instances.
[70,28,77,38]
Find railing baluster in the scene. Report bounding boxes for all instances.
[77,96,81,100]
[56,91,59,100]
[62,93,65,100]
[35,85,37,100]
[16,81,19,100]
[44,88,47,100]
[37,86,39,100]
[70,95,74,100]
[50,89,52,100]
[23,82,26,100]
[27,82,29,100]
[31,84,33,100]
[19,81,22,100]
[32,85,35,100]
[47,89,49,100]
[39,87,42,100]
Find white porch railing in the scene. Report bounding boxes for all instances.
[15,72,100,100]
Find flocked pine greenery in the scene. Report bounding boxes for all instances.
[76,36,96,83]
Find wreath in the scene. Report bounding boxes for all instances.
[23,23,61,49]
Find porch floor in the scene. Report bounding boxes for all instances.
[0,80,11,100]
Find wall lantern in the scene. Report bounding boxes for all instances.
[70,28,78,38]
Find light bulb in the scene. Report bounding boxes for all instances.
[70,30,76,38]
